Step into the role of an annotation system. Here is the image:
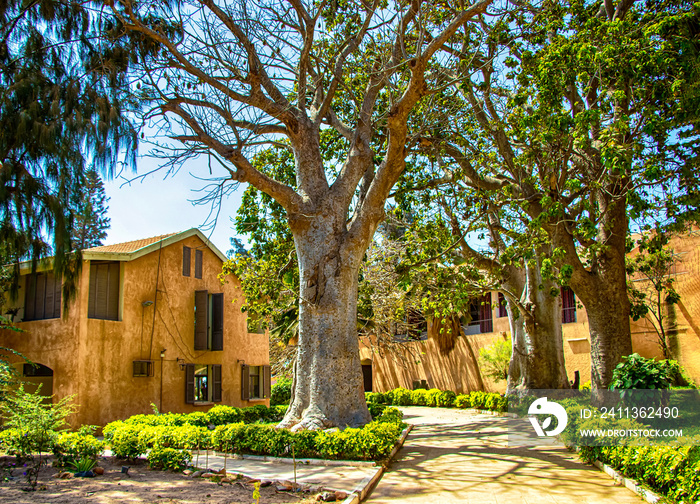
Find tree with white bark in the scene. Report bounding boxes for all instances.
[108,0,495,429]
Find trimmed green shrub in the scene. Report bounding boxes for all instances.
[610,353,672,390]
[108,423,146,460]
[454,394,471,409]
[271,378,293,406]
[206,405,242,425]
[410,388,429,406]
[367,402,387,419]
[578,444,700,502]
[52,430,105,466]
[391,388,412,406]
[425,388,442,407]
[365,392,387,404]
[437,390,456,408]
[148,447,192,471]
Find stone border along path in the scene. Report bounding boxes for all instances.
[365,406,650,504]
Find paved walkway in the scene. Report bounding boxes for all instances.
[366,406,645,504]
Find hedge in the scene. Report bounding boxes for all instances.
[104,407,406,462]
[366,388,507,413]
[117,404,289,429]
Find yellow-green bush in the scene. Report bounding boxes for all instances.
[147,446,192,471]
[52,430,104,466]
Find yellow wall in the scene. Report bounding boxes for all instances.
[0,234,269,427]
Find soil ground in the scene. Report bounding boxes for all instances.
[0,455,325,504]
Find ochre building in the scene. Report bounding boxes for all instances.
[0,229,270,427]
[360,229,700,394]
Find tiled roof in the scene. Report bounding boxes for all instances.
[84,233,179,255]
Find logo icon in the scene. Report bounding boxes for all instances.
[528,397,568,437]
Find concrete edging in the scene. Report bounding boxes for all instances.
[192,451,377,468]
[592,459,662,503]
[340,424,414,504]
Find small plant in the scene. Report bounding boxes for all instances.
[69,458,97,474]
[609,353,671,390]
[252,480,261,504]
[478,339,512,382]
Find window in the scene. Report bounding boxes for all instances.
[194,249,203,279]
[183,246,191,276]
[185,364,222,404]
[24,272,62,321]
[23,363,53,377]
[194,291,224,351]
[561,286,577,323]
[464,294,493,334]
[88,262,120,320]
[497,292,508,318]
[240,364,271,400]
[132,360,154,377]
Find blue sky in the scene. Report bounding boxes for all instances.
[103,155,246,255]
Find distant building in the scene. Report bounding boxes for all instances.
[360,228,700,393]
[1,229,270,427]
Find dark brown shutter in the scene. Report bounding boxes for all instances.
[107,262,120,320]
[53,276,62,318]
[212,364,222,402]
[185,364,195,404]
[35,273,46,320]
[94,264,109,319]
[183,246,191,277]
[241,364,250,401]
[24,275,36,321]
[194,290,209,350]
[194,249,203,279]
[45,273,54,319]
[88,263,97,318]
[211,293,224,351]
[262,365,271,399]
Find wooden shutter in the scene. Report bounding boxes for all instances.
[262,365,271,399]
[480,293,493,333]
[194,249,203,279]
[211,293,224,351]
[95,263,109,319]
[241,364,250,401]
[107,263,120,320]
[34,273,46,320]
[183,246,191,276]
[212,364,222,402]
[88,263,97,318]
[45,273,54,319]
[194,290,209,350]
[185,364,195,404]
[53,275,62,318]
[24,275,36,321]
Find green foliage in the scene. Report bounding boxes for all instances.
[69,457,97,474]
[578,444,700,502]
[367,402,387,419]
[609,354,673,390]
[438,390,457,408]
[147,447,192,472]
[365,392,387,404]
[390,388,412,406]
[110,407,406,462]
[365,387,506,413]
[72,169,110,250]
[52,428,105,467]
[478,339,512,383]
[270,378,293,406]
[107,423,146,460]
[0,383,75,488]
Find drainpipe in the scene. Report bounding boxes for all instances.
[160,349,166,412]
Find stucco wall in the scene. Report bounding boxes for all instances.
[0,233,269,427]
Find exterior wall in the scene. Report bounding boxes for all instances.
[0,233,269,427]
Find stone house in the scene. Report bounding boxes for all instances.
[0,229,270,427]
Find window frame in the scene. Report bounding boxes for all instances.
[194,290,224,351]
[240,364,271,401]
[87,261,121,321]
[184,363,222,404]
[561,286,577,324]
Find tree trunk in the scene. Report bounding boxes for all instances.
[566,196,633,392]
[278,214,372,430]
[505,264,569,394]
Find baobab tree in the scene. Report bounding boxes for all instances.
[108,0,493,429]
